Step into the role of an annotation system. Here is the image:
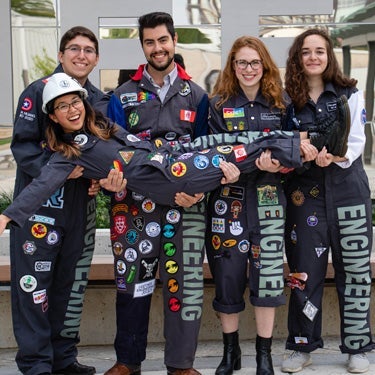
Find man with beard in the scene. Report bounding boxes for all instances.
[96,12,228,375]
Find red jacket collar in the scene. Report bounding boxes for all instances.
[131,63,191,81]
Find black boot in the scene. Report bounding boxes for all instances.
[255,335,274,375]
[309,95,350,157]
[215,331,241,375]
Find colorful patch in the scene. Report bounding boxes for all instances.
[119,151,135,164]
[194,155,209,170]
[212,235,221,250]
[164,242,177,257]
[238,240,250,253]
[142,199,156,213]
[128,111,139,127]
[125,229,139,245]
[165,260,179,274]
[112,204,129,215]
[251,244,261,258]
[126,265,137,283]
[257,185,278,206]
[220,185,244,200]
[23,241,36,255]
[223,239,236,248]
[113,215,127,235]
[120,92,137,104]
[166,209,181,224]
[28,214,55,225]
[211,218,225,233]
[145,222,161,237]
[307,215,318,226]
[177,152,193,161]
[116,259,127,275]
[286,272,308,290]
[163,224,176,239]
[46,230,59,245]
[21,97,33,111]
[116,276,127,291]
[139,239,153,255]
[212,154,226,168]
[114,189,127,202]
[217,145,233,154]
[223,107,245,118]
[31,223,47,239]
[180,109,196,122]
[113,242,124,256]
[233,145,247,162]
[230,200,242,219]
[214,200,228,215]
[168,278,179,293]
[33,289,47,304]
[171,162,187,177]
[168,296,181,312]
[20,275,37,292]
[124,248,138,262]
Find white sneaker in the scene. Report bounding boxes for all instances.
[281,351,312,373]
[347,353,370,373]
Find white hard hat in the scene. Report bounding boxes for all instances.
[42,72,88,114]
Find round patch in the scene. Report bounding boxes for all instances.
[166,209,181,224]
[238,240,250,253]
[20,275,37,292]
[194,155,209,170]
[73,134,88,145]
[217,145,233,154]
[177,152,193,161]
[21,97,33,111]
[114,189,127,202]
[113,242,124,256]
[128,111,139,127]
[307,215,318,226]
[139,239,153,254]
[145,222,161,237]
[165,131,177,141]
[291,190,305,206]
[163,224,176,239]
[223,239,237,248]
[31,223,47,239]
[124,248,138,262]
[171,162,187,177]
[164,242,177,257]
[125,229,139,245]
[46,230,59,245]
[165,260,179,274]
[168,278,179,293]
[22,240,37,255]
[214,200,228,215]
[116,259,127,275]
[168,296,181,312]
[142,199,156,213]
[212,154,226,168]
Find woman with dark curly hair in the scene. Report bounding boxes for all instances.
[204,36,319,375]
[281,28,375,374]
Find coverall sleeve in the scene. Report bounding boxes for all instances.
[335,90,366,168]
[192,93,209,138]
[11,84,51,179]
[3,160,75,227]
[95,91,127,129]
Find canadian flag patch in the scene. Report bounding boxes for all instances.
[180,109,196,122]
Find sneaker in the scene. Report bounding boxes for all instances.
[347,353,370,373]
[281,351,312,373]
[309,95,351,157]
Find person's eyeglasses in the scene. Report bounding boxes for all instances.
[64,45,97,55]
[234,59,262,70]
[54,98,84,113]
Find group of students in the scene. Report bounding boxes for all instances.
[0,10,373,375]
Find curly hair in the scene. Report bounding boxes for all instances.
[211,36,285,111]
[46,99,117,159]
[285,28,357,111]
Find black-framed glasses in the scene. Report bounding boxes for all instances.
[234,59,262,70]
[54,98,84,113]
[64,45,97,55]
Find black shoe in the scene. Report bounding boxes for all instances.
[309,95,350,157]
[53,361,96,374]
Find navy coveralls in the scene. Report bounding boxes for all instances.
[206,89,290,314]
[96,63,210,368]
[10,64,104,374]
[284,85,375,354]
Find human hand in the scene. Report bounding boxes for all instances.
[315,147,334,167]
[219,161,240,184]
[88,180,101,196]
[67,165,84,180]
[255,150,282,172]
[99,169,127,193]
[175,192,204,207]
[300,141,318,162]
[0,214,11,235]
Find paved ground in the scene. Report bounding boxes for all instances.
[0,338,374,374]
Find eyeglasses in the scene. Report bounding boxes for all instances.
[64,45,97,55]
[54,98,84,113]
[234,59,262,70]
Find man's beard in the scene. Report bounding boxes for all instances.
[147,55,174,72]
